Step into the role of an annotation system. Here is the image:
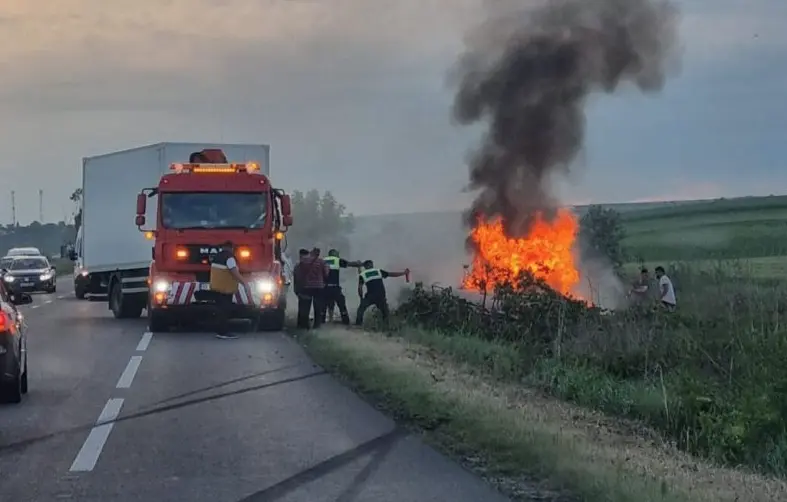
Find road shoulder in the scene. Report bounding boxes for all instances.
[295,326,787,502]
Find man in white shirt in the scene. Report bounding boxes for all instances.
[655,266,676,311]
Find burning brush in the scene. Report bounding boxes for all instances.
[461,209,583,300]
[450,0,679,305]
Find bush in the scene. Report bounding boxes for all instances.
[390,268,787,476]
[580,205,626,272]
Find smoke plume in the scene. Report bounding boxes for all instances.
[450,0,680,238]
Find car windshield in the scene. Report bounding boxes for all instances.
[161,192,268,230]
[10,258,48,270]
[0,258,12,269]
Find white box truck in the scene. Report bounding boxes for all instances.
[69,142,291,329]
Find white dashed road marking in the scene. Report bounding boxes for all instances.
[71,332,151,473]
[30,305,39,309]
[116,356,143,389]
[69,398,125,472]
[45,300,52,304]
[136,332,153,351]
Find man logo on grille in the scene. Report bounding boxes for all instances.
[200,247,223,255]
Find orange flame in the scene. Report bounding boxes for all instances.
[463,209,581,298]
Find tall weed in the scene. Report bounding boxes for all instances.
[389,266,787,476]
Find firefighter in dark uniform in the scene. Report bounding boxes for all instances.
[293,248,311,329]
[209,240,247,339]
[322,249,361,324]
[355,260,409,326]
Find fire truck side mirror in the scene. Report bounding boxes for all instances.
[136,193,147,216]
[280,194,292,217]
[135,215,146,227]
[282,215,293,226]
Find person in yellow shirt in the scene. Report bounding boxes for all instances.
[209,241,248,339]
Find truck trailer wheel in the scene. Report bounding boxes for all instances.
[109,281,143,319]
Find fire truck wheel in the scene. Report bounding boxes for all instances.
[253,310,284,332]
[148,310,169,333]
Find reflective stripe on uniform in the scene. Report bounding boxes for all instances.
[324,256,340,270]
[360,268,382,284]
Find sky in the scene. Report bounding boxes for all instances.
[0,0,785,224]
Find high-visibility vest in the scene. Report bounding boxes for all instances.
[324,256,341,270]
[209,250,239,294]
[360,268,383,285]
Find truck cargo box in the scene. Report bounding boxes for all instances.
[81,142,270,273]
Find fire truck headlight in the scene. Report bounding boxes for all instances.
[255,279,276,294]
[153,280,170,293]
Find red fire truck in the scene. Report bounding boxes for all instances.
[134,148,293,332]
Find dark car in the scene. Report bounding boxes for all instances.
[2,256,57,294]
[0,285,32,403]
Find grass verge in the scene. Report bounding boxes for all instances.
[297,326,787,502]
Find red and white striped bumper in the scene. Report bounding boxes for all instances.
[165,282,258,306]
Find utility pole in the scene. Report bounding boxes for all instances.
[10,190,15,226]
[39,189,44,223]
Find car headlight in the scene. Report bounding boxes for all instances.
[255,279,276,294]
[4,276,14,282]
[40,273,53,281]
[153,280,170,293]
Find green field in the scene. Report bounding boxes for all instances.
[623,256,787,280]
[621,195,787,262]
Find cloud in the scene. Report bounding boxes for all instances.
[0,0,479,109]
[679,0,787,61]
[3,0,776,111]
[0,0,783,224]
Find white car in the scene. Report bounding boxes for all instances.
[6,247,43,258]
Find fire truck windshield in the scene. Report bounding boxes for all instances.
[160,192,268,230]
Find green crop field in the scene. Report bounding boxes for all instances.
[622,256,787,282]
[621,195,787,264]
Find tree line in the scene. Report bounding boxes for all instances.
[0,222,76,258]
[283,189,355,257]
[282,189,628,279]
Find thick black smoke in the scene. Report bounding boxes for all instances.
[450,0,680,238]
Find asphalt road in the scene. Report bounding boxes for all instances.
[0,277,511,502]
